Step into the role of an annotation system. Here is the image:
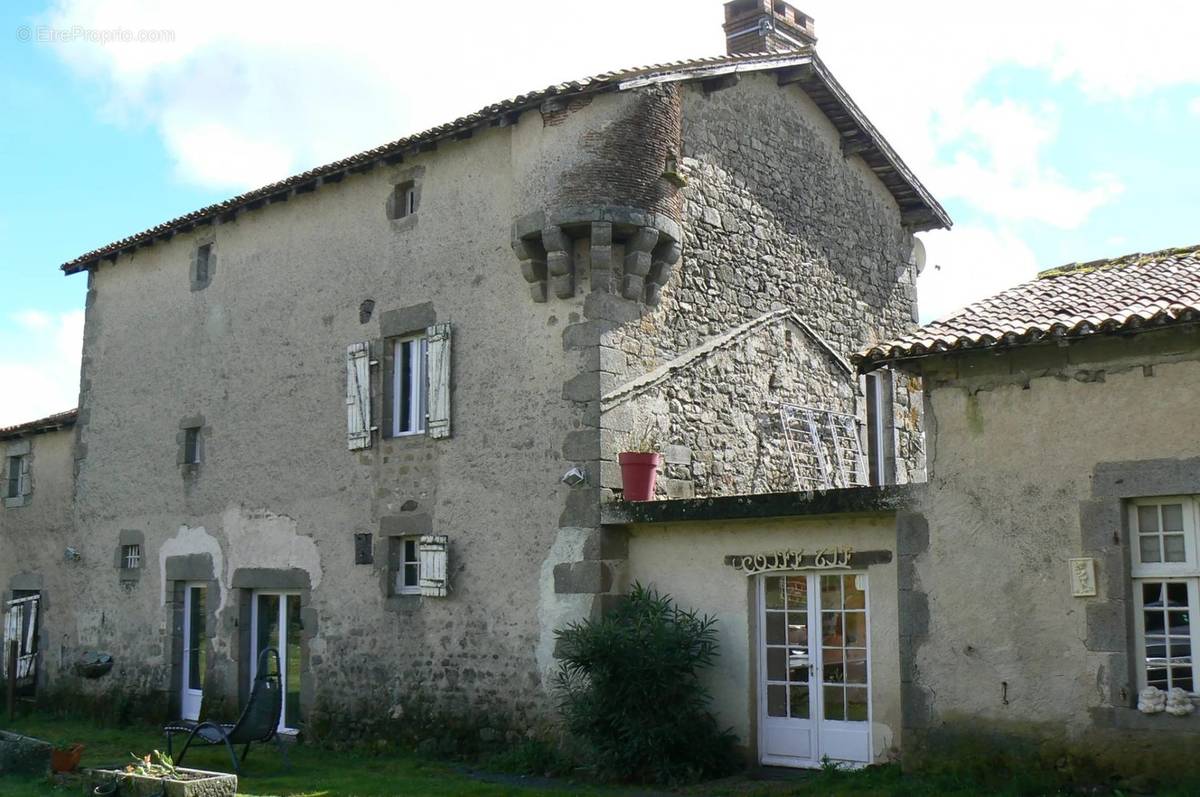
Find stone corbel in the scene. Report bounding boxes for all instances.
[622,226,660,301]
[513,238,548,303]
[645,240,682,306]
[590,222,614,294]
[543,225,575,300]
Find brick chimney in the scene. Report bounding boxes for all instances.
[723,0,816,54]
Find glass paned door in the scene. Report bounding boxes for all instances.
[181,584,206,721]
[251,592,302,733]
[759,573,871,768]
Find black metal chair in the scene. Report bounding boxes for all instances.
[163,647,289,774]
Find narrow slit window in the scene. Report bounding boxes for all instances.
[183,428,201,464]
[391,181,418,219]
[196,244,212,283]
[392,336,428,436]
[122,544,142,570]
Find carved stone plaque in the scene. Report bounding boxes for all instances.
[1069,557,1097,597]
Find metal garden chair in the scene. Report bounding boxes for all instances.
[162,647,290,774]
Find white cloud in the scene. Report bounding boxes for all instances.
[15,310,54,331]
[917,226,1040,324]
[0,310,84,428]
[928,99,1123,228]
[40,0,724,190]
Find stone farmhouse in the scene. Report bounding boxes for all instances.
[1,0,956,770]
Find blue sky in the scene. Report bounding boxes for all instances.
[1,0,1198,425]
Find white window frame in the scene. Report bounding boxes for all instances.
[1130,496,1200,695]
[1130,497,1197,578]
[122,544,142,570]
[393,536,422,596]
[404,186,417,217]
[391,335,428,437]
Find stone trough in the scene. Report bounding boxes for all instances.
[0,730,52,775]
[85,766,237,797]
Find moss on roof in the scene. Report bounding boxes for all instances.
[1038,244,1200,280]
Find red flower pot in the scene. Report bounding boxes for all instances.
[51,743,84,773]
[619,452,662,501]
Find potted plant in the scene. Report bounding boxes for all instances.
[50,739,85,773]
[618,425,663,502]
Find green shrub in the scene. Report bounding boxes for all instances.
[553,583,739,784]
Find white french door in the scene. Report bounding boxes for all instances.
[250,591,302,733]
[758,572,871,768]
[180,584,207,721]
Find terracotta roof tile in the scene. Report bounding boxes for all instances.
[855,245,1200,368]
[0,409,78,439]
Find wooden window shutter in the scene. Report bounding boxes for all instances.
[345,342,373,450]
[18,455,31,497]
[425,323,452,439]
[418,534,448,597]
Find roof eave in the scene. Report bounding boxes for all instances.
[854,316,1200,373]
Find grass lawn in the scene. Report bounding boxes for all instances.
[7,712,1199,796]
[1,713,621,797]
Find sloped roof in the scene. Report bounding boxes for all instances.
[61,49,949,275]
[0,409,78,440]
[855,245,1200,369]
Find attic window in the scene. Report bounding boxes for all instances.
[196,245,212,282]
[183,427,201,465]
[774,2,787,14]
[388,181,418,220]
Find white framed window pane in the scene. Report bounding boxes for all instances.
[392,337,427,436]
[1140,536,1162,563]
[1165,535,1187,562]
[1136,578,1200,693]
[1138,505,1160,533]
[1163,504,1185,532]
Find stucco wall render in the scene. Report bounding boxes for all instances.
[621,515,901,763]
[911,330,1200,739]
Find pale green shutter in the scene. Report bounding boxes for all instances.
[346,342,372,450]
[425,323,452,439]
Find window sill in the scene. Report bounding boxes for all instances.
[1100,705,1200,731]
[390,215,418,234]
[3,496,30,509]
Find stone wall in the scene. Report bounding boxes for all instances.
[600,74,925,496]
[603,312,858,497]
[0,427,80,693]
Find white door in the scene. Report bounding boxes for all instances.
[250,591,302,733]
[758,573,871,768]
[180,584,206,721]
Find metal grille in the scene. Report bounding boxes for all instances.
[775,403,868,491]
